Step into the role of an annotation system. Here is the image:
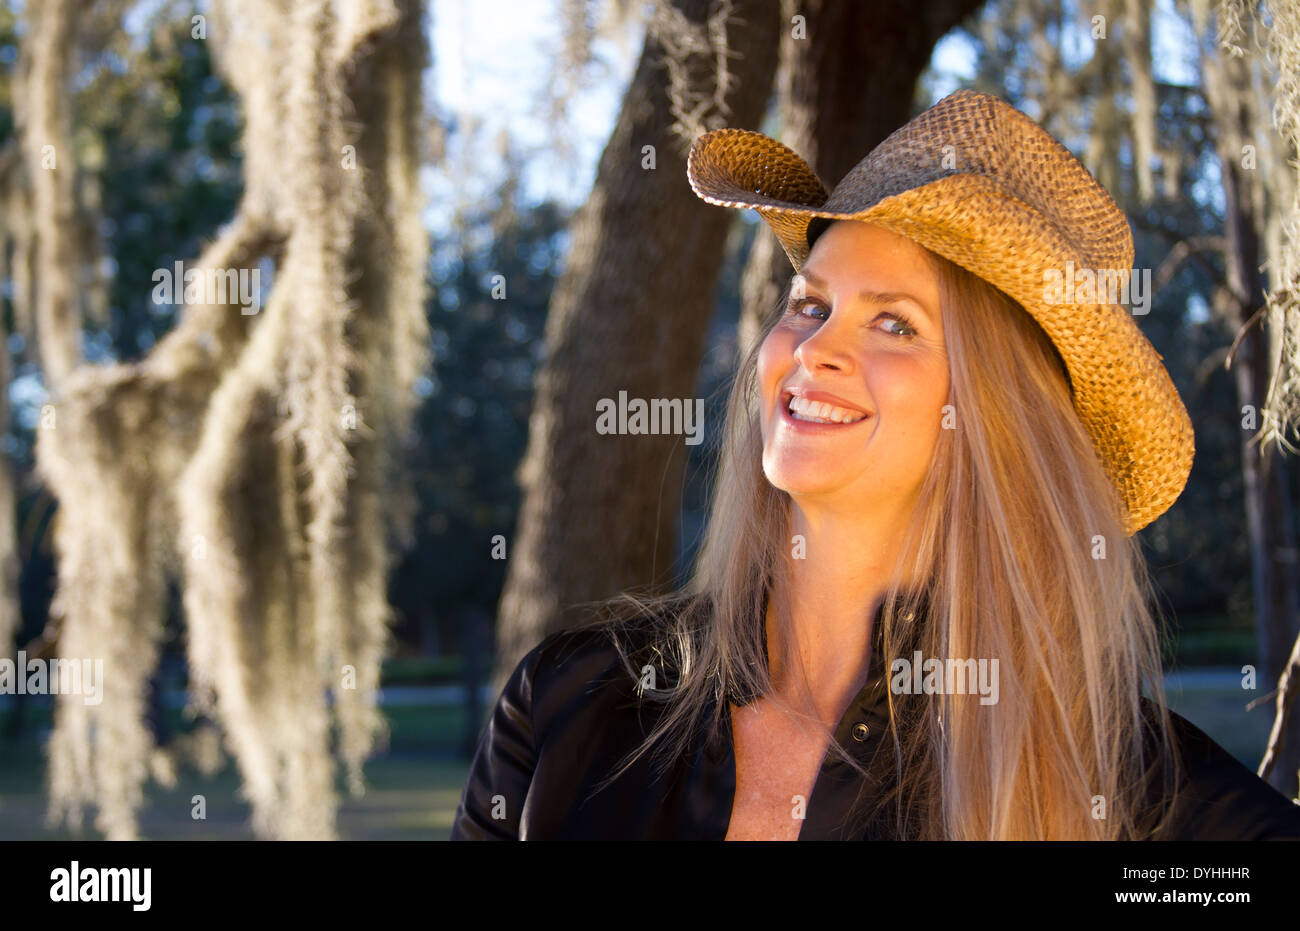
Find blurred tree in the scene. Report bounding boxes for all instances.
[389,149,568,656]
[493,0,782,689]
[0,0,245,738]
[3,0,434,840]
[1211,0,1300,796]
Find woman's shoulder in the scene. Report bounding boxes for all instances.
[1141,699,1300,840]
[511,601,685,737]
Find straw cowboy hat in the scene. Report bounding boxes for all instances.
[686,88,1194,536]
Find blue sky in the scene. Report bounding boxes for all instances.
[428,0,641,217]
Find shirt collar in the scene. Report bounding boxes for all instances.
[707,587,931,761]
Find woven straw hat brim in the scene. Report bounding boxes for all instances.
[686,100,1194,536]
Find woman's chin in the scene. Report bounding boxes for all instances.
[761,463,845,499]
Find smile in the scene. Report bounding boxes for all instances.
[780,390,870,427]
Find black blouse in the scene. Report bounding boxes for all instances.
[449,602,1300,840]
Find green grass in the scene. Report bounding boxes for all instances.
[1161,612,1258,668]
[1162,681,1277,767]
[0,699,474,753]
[380,655,464,684]
[0,700,477,840]
[0,734,470,840]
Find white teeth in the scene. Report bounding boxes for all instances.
[788,394,865,424]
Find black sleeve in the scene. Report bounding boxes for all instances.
[1153,710,1300,840]
[448,641,544,840]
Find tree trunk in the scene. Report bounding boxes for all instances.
[738,0,987,353]
[493,0,780,689]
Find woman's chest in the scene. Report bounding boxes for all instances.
[724,700,833,841]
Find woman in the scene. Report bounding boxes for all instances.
[450,90,1300,840]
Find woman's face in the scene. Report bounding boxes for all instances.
[757,221,950,512]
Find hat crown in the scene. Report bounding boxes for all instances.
[824,90,1134,271]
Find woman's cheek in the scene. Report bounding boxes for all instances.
[755,333,790,431]
[758,330,797,388]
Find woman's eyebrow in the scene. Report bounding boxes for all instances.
[796,271,933,320]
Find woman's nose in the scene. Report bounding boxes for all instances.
[793,316,855,374]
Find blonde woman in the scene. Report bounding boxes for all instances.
[451,90,1300,840]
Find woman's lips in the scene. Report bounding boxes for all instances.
[779,390,872,432]
[787,388,868,417]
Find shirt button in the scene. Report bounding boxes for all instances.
[851,722,870,742]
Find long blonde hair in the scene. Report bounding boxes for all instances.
[585,242,1182,840]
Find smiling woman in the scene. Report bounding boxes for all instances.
[758,223,949,515]
[449,90,1300,841]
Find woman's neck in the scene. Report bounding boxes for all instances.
[766,502,915,724]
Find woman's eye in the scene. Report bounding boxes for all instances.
[788,297,829,321]
[879,313,917,337]
[788,298,917,337]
